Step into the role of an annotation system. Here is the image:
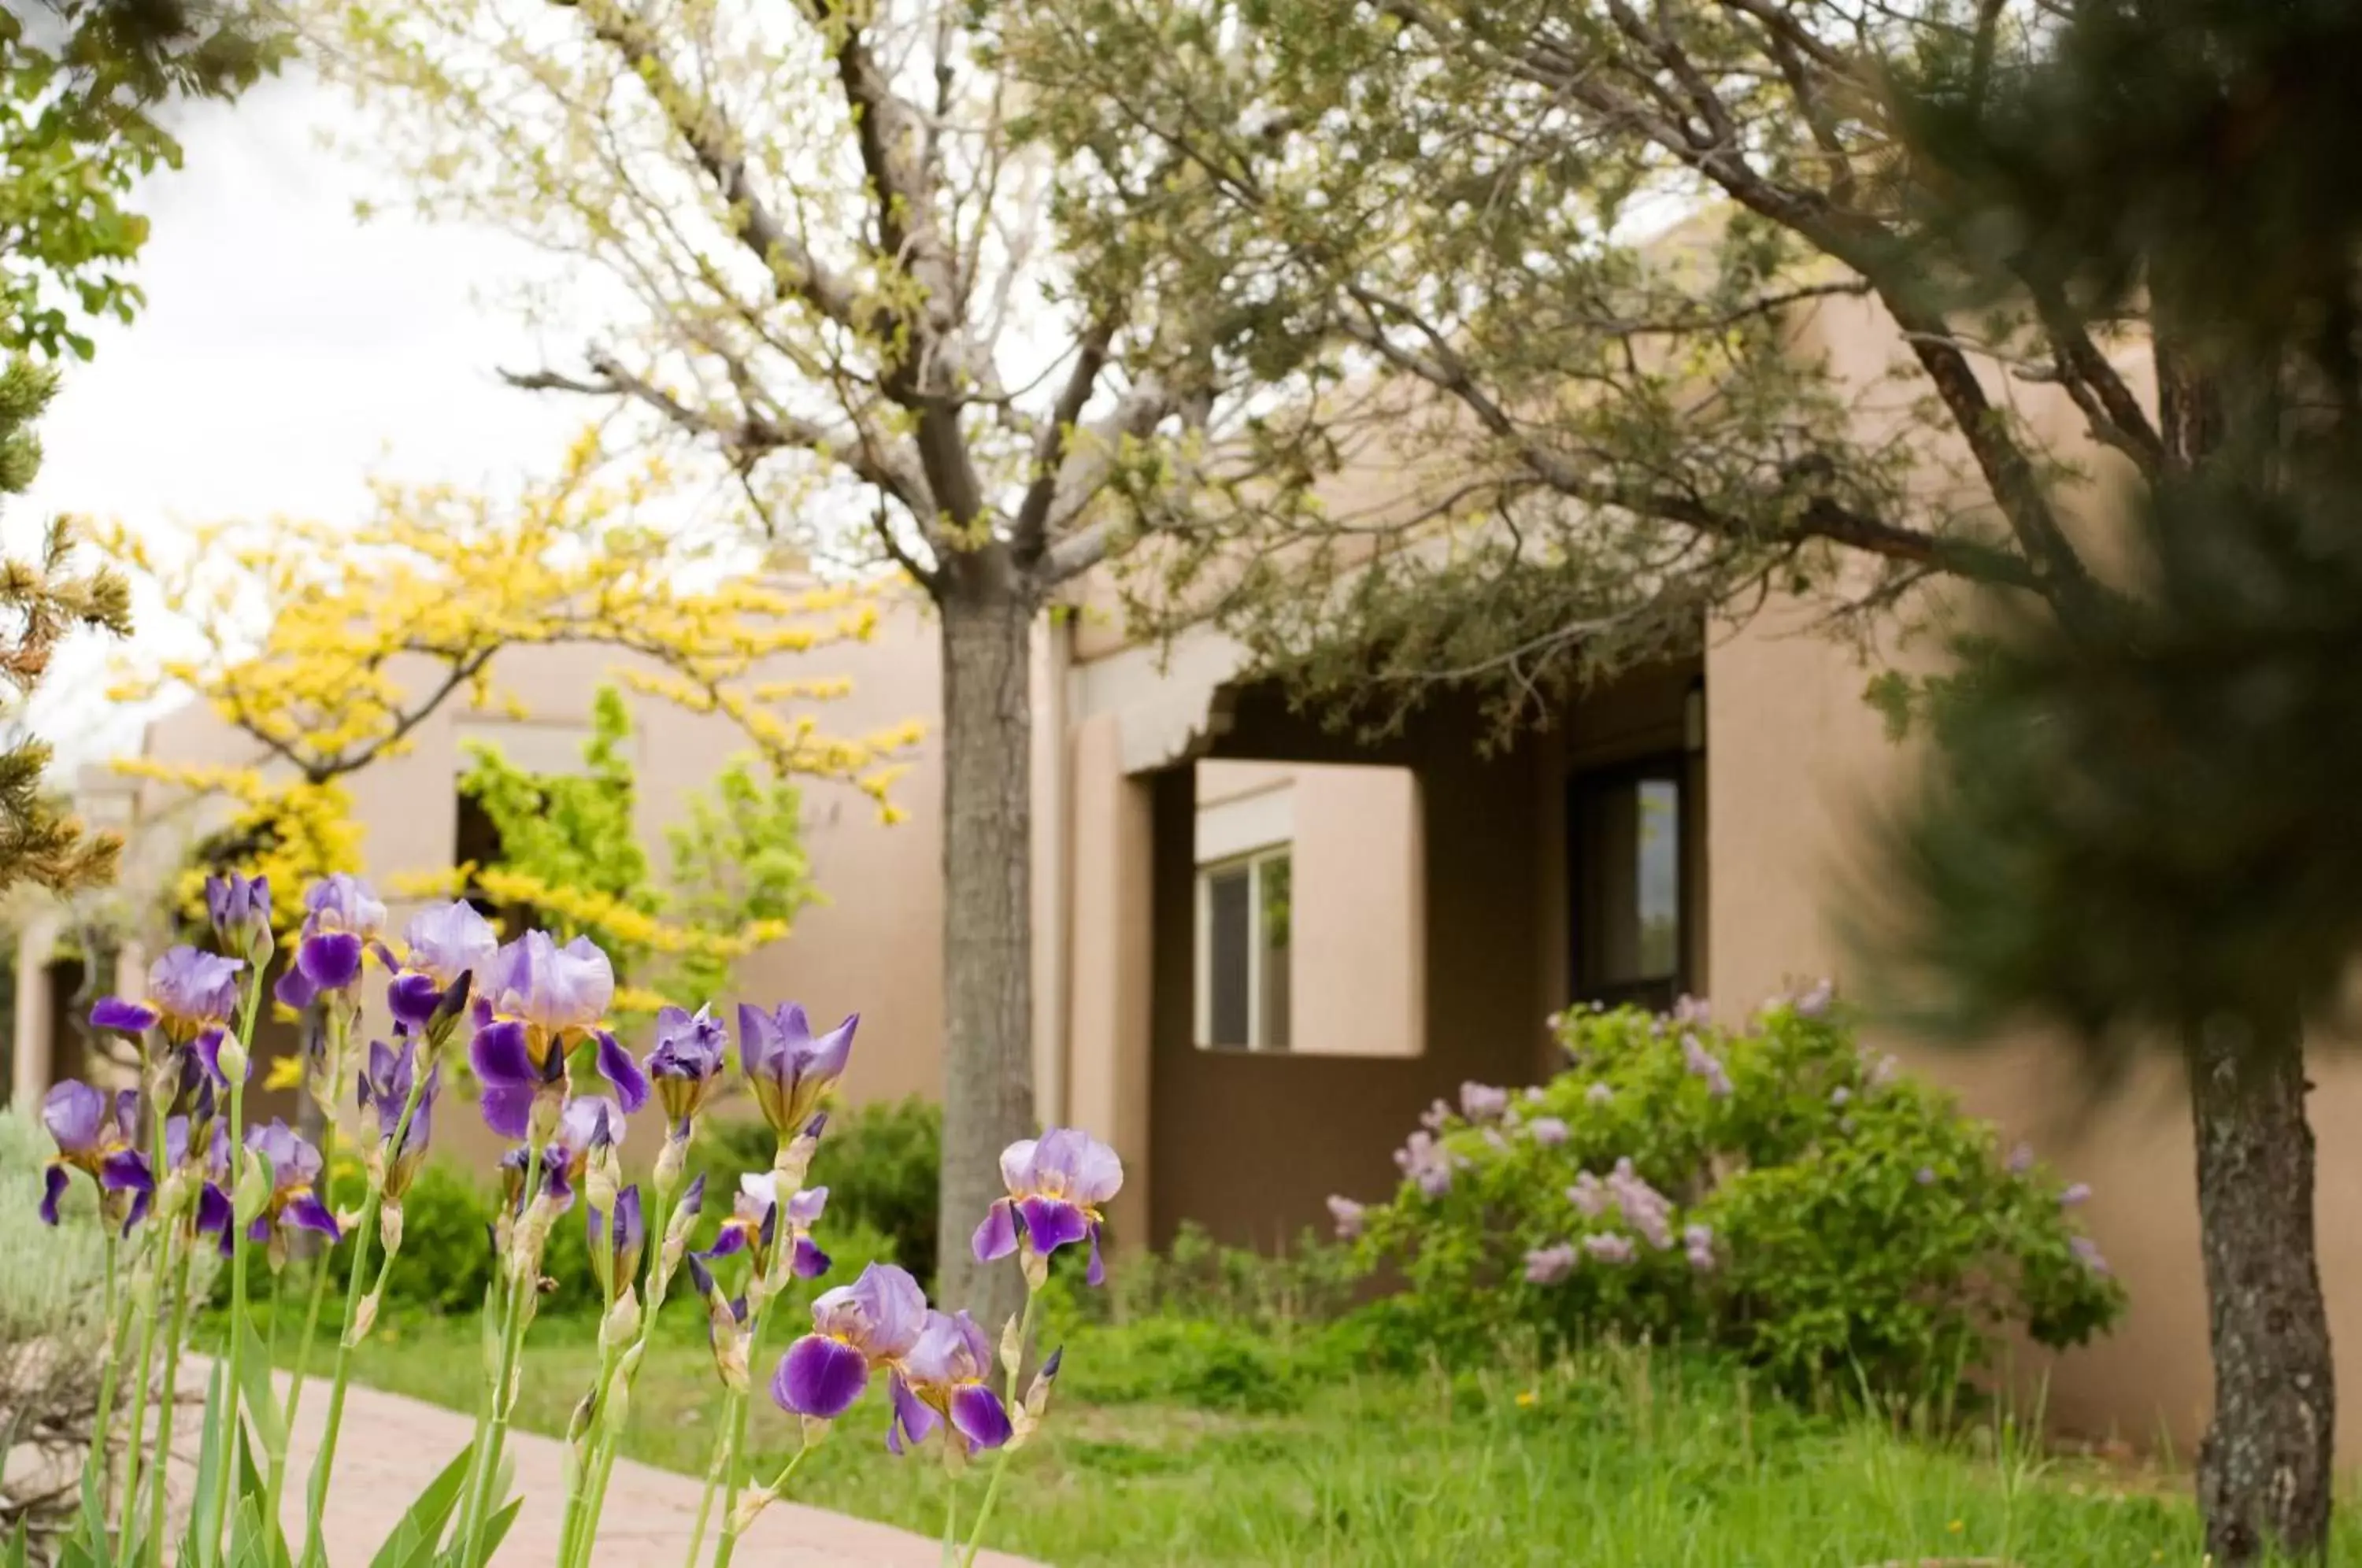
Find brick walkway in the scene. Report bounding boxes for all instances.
[166,1363,1035,1566]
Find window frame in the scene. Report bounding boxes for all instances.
[1192,843,1293,1052]
[1564,753,1693,1014]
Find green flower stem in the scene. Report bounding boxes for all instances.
[689,1381,750,1568]
[207,974,265,1554]
[706,1219,797,1568]
[683,1404,730,1568]
[458,1136,543,1566]
[565,1159,685,1568]
[300,1067,426,1563]
[142,1227,197,1567]
[555,1338,620,1568]
[713,1440,811,1568]
[957,1287,1041,1568]
[296,1191,379,1563]
[78,1231,130,1533]
[114,1109,172,1536]
[278,1114,339,1432]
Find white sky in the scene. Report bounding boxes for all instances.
[14,70,600,767]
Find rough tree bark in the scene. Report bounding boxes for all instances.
[932,562,1037,1332]
[2190,1019,2335,1565]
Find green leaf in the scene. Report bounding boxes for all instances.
[7,1518,29,1568]
[235,1314,290,1467]
[367,1443,476,1568]
[475,1498,524,1566]
[183,1362,231,1568]
[231,1420,293,1568]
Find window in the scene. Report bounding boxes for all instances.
[1568,761,1686,1011]
[1196,847,1292,1051]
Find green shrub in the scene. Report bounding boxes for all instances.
[695,1094,940,1285]
[1339,997,2126,1403]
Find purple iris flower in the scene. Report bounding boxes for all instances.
[93,945,243,1053]
[587,1185,646,1303]
[469,932,642,1137]
[646,1005,728,1135]
[39,1081,148,1231]
[736,1003,857,1138]
[1523,1241,1578,1285]
[205,873,272,961]
[887,1310,1011,1455]
[771,1262,927,1421]
[698,1176,830,1280]
[972,1128,1124,1285]
[242,1120,339,1249]
[169,1114,235,1245]
[524,1096,626,1211]
[386,900,498,1031]
[357,1039,438,1199]
[272,875,391,1012]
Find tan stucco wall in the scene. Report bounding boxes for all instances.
[1705,603,2362,1456]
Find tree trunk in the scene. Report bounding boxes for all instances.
[2190,1019,2334,1564]
[932,582,1035,1333]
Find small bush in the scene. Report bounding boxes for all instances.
[695,1094,940,1285]
[1337,997,2126,1403]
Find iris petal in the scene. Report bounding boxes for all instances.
[774,1335,868,1419]
[91,997,159,1035]
[39,1164,66,1225]
[471,1021,535,1088]
[949,1385,1013,1452]
[298,933,365,990]
[1016,1197,1091,1256]
[972,1198,1018,1263]
[387,971,442,1030]
[595,1030,650,1114]
[791,1235,831,1280]
[479,1084,535,1141]
[287,1193,342,1241]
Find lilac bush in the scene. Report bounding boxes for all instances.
[32,872,1117,1568]
[1332,989,2125,1400]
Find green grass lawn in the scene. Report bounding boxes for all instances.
[272,1302,2351,1566]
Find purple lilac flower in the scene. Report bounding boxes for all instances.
[1567,1171,1610,1219]
[2061,1182,2091,1208]
[1396,1131,1453,1199]
[888,1309,1012,1455]
[2071,1235,2109,1275]
[387,900,498,1031]
[1683,1223,1716,1271]
[1585,1082,1614,1107]
[1326,1195,1365,1240]
[1681,1033,1733,1099]
[772,1262,928,1420]
[1527,1116,1568,1147]
[1460,1082,1510,1122]
[1672,996,1711,1026]
[1606,1158,1675,1250]
[646,1005,728,1136]
[587,1185,647,1303]
[1794,978,1835,1018]
[357,1038,438,1199]
[1830,1086,1851,1108]
[1482,1128,1508,1152]
[1524,1086,1548,1104]
[470,932,642,1138]
[736,1002,857,1139]
[973,1128,1124,1285]
[205,873,272,962]
[39,1081,148,1230]
[1583,1233,1636,1266]
[1868,1053,1901,1089]
[2007,1142,2035,1175]
[1915,1167,1937,1186]
[1418,1099,1452,1133]
[1523,1241,1578,1285]
[242,1120,339,1249]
